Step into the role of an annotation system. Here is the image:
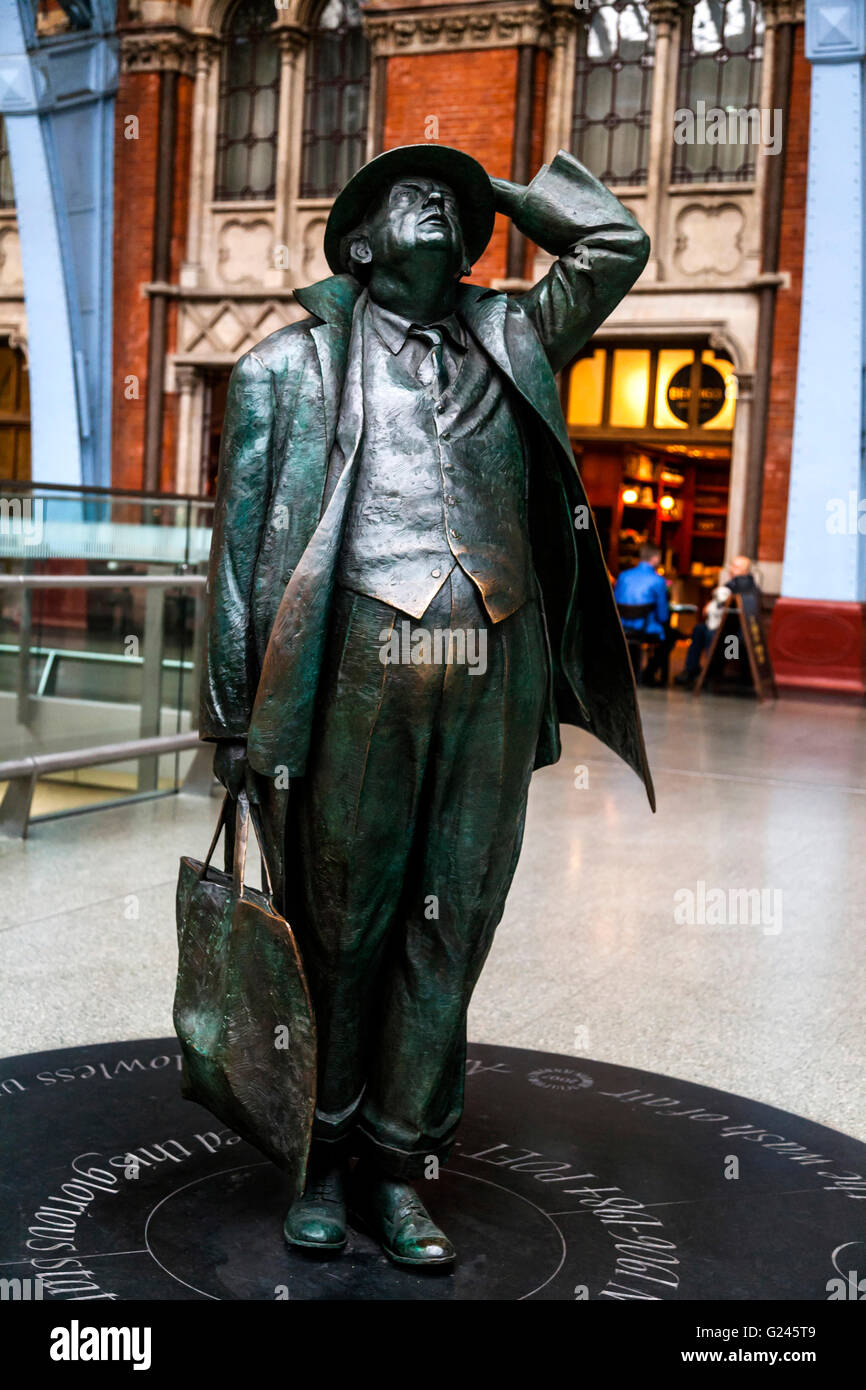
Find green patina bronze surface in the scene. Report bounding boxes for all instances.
[192,144,654,1261]
[174,796,316,1200]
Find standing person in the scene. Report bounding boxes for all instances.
[614,543,674,686]
[202,145,653,1267]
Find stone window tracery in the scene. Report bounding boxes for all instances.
[672,0,765,183]
[215,0,281,201]
[572,1,656,185]
[299,0,370,199]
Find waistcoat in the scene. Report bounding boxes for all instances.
[337,304,533,622]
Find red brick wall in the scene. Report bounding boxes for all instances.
[161,72,194,494]
[112,67,193,494]
[759,24,810,564]
[111,69,159,492]
[383,49,520,283]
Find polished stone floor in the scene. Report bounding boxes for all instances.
[1,689,864,1138]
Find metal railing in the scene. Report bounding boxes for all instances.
[0,568,213,838]
[0,643,195,699]
[0,733,214,838]
[0,478,215,566]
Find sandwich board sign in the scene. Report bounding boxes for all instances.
[694,592,776,701]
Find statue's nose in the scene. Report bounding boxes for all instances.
[424,190,445,209]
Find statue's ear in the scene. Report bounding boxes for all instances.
[348,234,372,268]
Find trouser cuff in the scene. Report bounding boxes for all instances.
[354,1121,457,1180]
[312,1089,365,1157]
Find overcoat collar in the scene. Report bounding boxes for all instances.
[294,274,575,466]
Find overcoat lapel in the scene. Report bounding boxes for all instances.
[248,278,362,779]
[295,275,360,458]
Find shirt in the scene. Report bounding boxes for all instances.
[367,300,467,392]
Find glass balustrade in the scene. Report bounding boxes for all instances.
[0,482,214,824]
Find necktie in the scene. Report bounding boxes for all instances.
[410,326,449,398]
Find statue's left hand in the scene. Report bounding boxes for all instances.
[213,738,260,804]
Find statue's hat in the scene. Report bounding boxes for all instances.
[323,143,495,275]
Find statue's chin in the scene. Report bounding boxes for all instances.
[369,235,461,284]
[408,234,461,272]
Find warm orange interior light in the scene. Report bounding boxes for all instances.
[567,349,606,426]
[701,349,737,431]
[659,494,675,511]
[654,349,693,429]
[610,349,651,428]
[622,488,639,505]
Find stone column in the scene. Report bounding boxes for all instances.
[173,364,201,497]
[724,370,754,563]
[644,1,683,283]
[770,0,866,694]
[273,21,307,284]
[542,1,578,165]
[182,33,221,288]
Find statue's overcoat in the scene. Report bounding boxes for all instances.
[201,152,655,897]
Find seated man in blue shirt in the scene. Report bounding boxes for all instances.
[614,543,672,686]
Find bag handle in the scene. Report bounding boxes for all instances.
[197,792,273,901]
[197,794,232,882]
[232,792,274,902]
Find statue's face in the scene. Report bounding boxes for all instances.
[358,176,466,276]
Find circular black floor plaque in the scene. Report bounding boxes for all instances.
[2,1039,865,1301]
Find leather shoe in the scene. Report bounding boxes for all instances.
[352,1167,455,1267]
[284,1160,347,1251]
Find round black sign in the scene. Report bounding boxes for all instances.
[667,363,727,425]
[3,1037,865,1301]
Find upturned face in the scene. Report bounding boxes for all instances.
[360,177,467,276]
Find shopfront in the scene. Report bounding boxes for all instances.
[565,338,738,606]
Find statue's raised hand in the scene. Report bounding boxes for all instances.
[489,175,527,218]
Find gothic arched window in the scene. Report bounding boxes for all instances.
[672,0,765,183]
[215,0,281,201]
[300,0,370,199]
[572,1,655,186]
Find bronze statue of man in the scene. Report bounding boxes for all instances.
[201,144,654,1268]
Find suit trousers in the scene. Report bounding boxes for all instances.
[284,565,548,1178]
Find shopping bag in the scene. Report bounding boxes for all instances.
[174,793,316,1200]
